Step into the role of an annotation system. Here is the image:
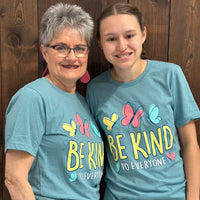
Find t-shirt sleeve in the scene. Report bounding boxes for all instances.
[172,66,200,127]
[5,87,45,156]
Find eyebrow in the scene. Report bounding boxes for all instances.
[52,42,87,46]
[103,30,136,37]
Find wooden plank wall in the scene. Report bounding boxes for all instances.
[0,0,199,199]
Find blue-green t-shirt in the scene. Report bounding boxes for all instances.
[5,78,104,200]
[86,60,200,200]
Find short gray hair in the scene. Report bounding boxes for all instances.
[40,3,94,46]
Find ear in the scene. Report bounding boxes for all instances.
[40,44,48,63]
[142,26,147,44]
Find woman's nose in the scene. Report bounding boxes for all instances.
[66,49,77,61]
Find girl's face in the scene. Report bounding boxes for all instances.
[40,28,88,92]
[99,14,146,71]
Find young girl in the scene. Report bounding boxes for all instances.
[87,2,200,200]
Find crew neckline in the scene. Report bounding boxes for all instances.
[42,77,78,97]
[107,59,151,87]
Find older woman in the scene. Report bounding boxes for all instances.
[4,3,104,200]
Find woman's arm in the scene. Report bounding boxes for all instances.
[5,150,36,200]
[178,120,200,200]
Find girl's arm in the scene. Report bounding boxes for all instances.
[178,120,200,200]
[5,150,36,200]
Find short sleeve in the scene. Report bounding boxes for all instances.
[5,87,45,156]
[172,66,200,127]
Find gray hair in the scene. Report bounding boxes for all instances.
[40,3,94,46]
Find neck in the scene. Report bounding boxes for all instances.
[111,59,147,83]
[45,75,76,94]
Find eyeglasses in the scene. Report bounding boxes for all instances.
[46,44,89,58]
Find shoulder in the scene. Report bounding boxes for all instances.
[88,70,109,85]
[149,60,181,71]
[148,60,184,80]
[25,78,51,94]
[87,70,110,92]
[12,79,46,99]
[6,79,47,114]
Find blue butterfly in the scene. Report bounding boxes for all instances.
[149,104,161,124]
[90,121,101,137]
[116,161,120,173]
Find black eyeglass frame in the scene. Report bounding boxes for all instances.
[45,44,89,58]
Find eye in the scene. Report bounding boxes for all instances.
[54,45,66,51]
[126,34,134,39]
[106,37,116,42]
[75,46,87,52]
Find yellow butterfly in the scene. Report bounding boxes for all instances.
[103,113,118,131]
[63,120,77,137]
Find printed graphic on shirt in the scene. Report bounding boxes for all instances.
[103,113,119,131]
[122,103,144,128]
[62,112,104,182]
[102,102,175,173]
[148,104,161,124]
[75,113,91,138]
[90,121,101,137]
[63,120,77,137]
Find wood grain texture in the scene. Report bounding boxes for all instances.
[102,0,128,10]
[0,4,4,200]
[0,1,2,146]
[130,0,170,61]
[1,0,38,107]
[0,146,3,200]
[169,0,200,142]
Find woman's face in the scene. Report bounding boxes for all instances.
[99,14,146,71]
[41,28,88,91]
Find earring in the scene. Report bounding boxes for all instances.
[42,67,48,77]
[80,70,90,83]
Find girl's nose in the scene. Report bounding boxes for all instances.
[116,37,127,51]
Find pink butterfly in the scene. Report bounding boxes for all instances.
[75,114,91,138]
[122,104,144,128]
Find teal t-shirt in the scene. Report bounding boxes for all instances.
[86,60,200,200]
[5,78,104,200]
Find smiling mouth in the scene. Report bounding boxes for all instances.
[61,65,79,69]
[115,52,132,58]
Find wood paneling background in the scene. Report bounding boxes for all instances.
[0,0,199,199]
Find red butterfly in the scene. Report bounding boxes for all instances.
[75,114,91,138]
[122,104,144,128]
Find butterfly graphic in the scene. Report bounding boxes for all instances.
[75,113,91,138]
[90,121,101,137]
[63,120,77,137]
[149,104,161,124]
[69,172,78,182]
[116,161,120,173]
[122,104,144,128]
[103,113,118,131]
